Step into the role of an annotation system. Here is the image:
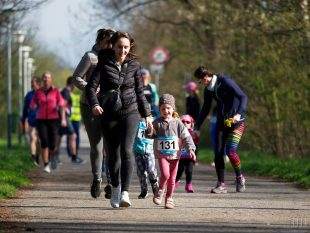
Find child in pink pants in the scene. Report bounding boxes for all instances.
[149,94,196,209]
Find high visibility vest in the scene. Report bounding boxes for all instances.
[70,93,81,122]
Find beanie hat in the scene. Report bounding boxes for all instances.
[159,93,175,110]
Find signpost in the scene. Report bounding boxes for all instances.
[149,47,170,90]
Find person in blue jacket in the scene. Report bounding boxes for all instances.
[20,76,41,166]
[194,66,248,194]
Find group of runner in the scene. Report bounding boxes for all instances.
[21,28,248,209]
[21,73,84,174]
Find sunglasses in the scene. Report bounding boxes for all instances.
[182,121,191,124]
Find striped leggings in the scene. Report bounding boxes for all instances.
[214,121,245,182]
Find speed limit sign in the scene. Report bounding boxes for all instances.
[149,47,170,64]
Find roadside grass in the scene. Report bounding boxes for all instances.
[0,139,34,199]
[199,146,310,189]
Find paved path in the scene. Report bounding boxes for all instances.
[0,128,309,233]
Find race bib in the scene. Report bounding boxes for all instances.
[136,123,146,139]
[157,136,179,156]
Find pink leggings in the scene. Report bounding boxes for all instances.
[158,157,179,198]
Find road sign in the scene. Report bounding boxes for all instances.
[149,47,170,64]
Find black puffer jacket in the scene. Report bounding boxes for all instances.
[86,49,151,118]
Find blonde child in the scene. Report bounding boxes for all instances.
[149,94,196,209]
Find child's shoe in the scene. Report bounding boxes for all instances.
[185,182,194,193]
[236,175,246,192]
[165,197,175,209]
[153,189,164,205]
[174,180,180,191]
[138,189,148,199]
[211,182,227,194]
[151,181,159,196]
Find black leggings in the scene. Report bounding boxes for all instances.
[101,112,140,191]
[176,159,194,184]
[36,119,59,150]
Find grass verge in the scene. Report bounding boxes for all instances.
[0,139,34,199]
[199,147,310,189]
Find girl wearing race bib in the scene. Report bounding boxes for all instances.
[175,115,200,193]
[149,94,196,209]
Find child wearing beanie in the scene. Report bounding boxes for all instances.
[148,94,196,209]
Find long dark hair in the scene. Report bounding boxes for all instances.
[110,31,137,59]
[96,28,116,44]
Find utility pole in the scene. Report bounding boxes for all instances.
[15,31,25,144]
[7,22,12,148]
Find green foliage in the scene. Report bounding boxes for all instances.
[119,0,309,157]
[0,139,34,199]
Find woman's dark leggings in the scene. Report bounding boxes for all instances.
[101,112,140,191]
[176,159,194,184]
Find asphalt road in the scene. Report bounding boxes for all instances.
[0,128,309,233]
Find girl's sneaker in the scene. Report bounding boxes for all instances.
[165,197,175,209]
[151,181,159,196]
[120,191,131,207]
[211,182,227,194]
[236,175,246,192]
[153,189,164,205]
[185,183,194,193]
[174,180,180,191]
[110,186,121,208]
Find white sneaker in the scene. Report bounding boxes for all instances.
[43,164,51,173]
[120,191,131,207]
[110,186,121,208]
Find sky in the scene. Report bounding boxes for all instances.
[24,0,112,69]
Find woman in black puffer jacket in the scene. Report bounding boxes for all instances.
[86,31,151,208]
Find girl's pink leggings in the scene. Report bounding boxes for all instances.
[158,157,179,199]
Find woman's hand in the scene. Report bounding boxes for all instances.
[232,114,241,123]
[92,105,104,116]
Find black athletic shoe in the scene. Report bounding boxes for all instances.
[104,184,112,199]
[138,190,148,199]
[90,178,102,198]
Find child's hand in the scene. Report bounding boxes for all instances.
[190,150,196,162]
[145,116,154,136]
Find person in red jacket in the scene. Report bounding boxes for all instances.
[30,71,66,173]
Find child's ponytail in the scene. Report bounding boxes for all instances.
[172,111,180,119]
